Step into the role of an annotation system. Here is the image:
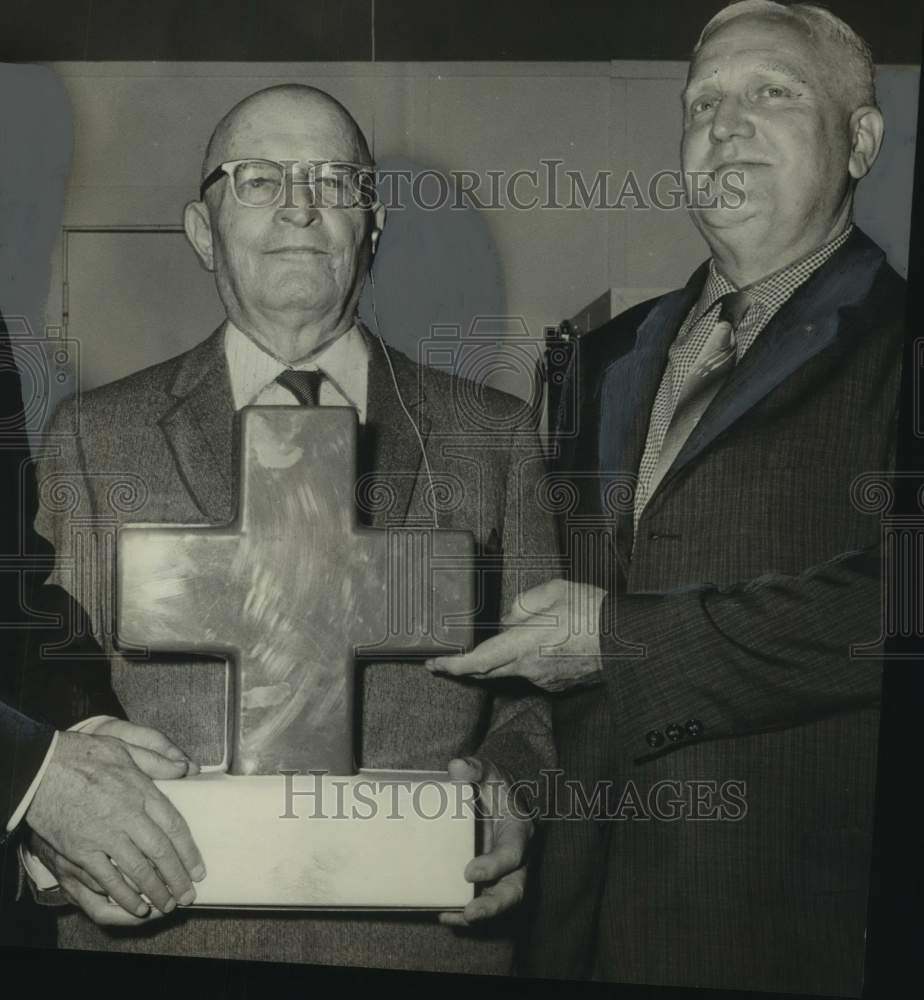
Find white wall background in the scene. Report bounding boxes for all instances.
[43,60,919,404]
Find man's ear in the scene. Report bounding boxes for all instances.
[183,200,215,272]
[848,106,885,181]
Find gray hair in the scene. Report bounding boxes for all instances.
[694,1,877,110]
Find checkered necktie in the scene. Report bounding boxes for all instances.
[647,290,751,496]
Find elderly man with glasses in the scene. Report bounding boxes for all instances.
[25,84,556,975]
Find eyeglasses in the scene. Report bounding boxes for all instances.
[199,159,377,208]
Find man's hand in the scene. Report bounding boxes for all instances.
[427,579,606,693]
[29,832,163,927]
[439,757,532,927]
[25,724,206,922]
[89,719,202,776]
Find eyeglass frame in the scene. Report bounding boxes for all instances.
[198,158,379,209]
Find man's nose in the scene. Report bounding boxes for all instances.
[275,202,321,226]
[275,180,322,224]
[710,94,755,142]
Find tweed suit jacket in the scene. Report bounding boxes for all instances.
[33,326,557,973]
[523,228,904,995]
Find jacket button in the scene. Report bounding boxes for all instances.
[645,730,665,748]
[685,719,704,737]
[665,723,684,742]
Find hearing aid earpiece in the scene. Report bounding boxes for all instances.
[365,249,437,528]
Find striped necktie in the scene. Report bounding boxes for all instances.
[276,369,324,406]
[647,290,751,497]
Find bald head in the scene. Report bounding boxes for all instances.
[201,84,372,185]
[185,83,385,364]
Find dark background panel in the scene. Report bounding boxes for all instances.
[1,0,921,63]
[0,0,373,62]
[377,0,923,63]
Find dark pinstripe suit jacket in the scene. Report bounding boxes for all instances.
[1,312,120,946]
[33,328,556,973]
[0,310,53,839]
[524,228,904,995]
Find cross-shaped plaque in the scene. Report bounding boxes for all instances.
[117,406,474,775]
[113,408,477,908]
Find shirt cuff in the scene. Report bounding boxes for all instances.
[19,840,60,892]
[4,731,60,834]
[5,715,116,835]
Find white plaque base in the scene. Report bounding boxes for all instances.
[155,769,476,910]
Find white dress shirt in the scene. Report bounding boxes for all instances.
[225,321,369,422]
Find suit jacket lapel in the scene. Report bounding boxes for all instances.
[364,332,430,527]
[658,230,886,493]
[158,326,237,522]
[595,270,705,563]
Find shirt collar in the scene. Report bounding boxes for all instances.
[694,224,854,322]
[224,321,368,411]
